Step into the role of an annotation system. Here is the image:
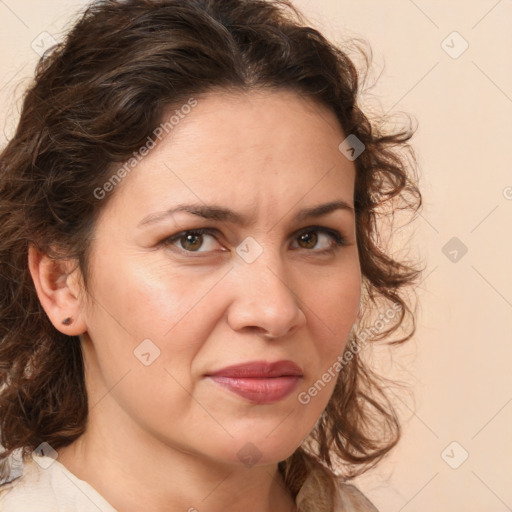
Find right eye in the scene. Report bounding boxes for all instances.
[161,228,225,254]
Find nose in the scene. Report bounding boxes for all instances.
[226,251,307,339]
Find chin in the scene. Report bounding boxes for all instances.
[216,432,304,468]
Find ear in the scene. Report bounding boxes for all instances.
[28,244,87,336]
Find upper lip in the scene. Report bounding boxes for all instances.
[206,360,303,378]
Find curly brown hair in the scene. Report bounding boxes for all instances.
[0,0,422,509]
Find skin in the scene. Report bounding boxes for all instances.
[29,88,361,512]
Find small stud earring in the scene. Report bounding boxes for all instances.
[62,317,73,325]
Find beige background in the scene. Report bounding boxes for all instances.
[1,1,511,511]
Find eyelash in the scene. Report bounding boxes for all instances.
[160,226,348,256]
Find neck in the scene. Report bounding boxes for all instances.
[57,407,297,512]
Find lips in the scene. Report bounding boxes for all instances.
[207,360,303,378]
[205,360,303,404]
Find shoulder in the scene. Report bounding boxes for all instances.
[335,481,379,512]
[0,450,58,512]
[0,452,117,512]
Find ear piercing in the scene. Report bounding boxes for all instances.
[62,317,73,325]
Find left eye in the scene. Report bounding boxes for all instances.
[292,229,342,251]
[162,227,346,254]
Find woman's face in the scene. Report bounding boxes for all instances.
[78,89,361,467]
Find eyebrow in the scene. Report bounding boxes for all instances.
[137,199,354,228]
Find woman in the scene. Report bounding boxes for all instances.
[0,0,422,511]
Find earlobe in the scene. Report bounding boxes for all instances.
[27,244,87,336]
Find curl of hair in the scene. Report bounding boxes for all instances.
[0,0,422,509]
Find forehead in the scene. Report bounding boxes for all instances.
[100,89,355,225]
[165,88,346,159]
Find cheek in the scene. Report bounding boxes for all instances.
[81,258,219,430]
[80,257,227,413]
[297,272,360,416]
[87,255,225,346]
[298,265,360,414]
[304,262,361,347]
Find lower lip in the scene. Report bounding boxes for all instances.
[207,376,301,404]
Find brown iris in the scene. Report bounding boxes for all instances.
[181,233,203,251]
[297,231,317,249]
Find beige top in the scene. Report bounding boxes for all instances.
[0,452,378,511]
